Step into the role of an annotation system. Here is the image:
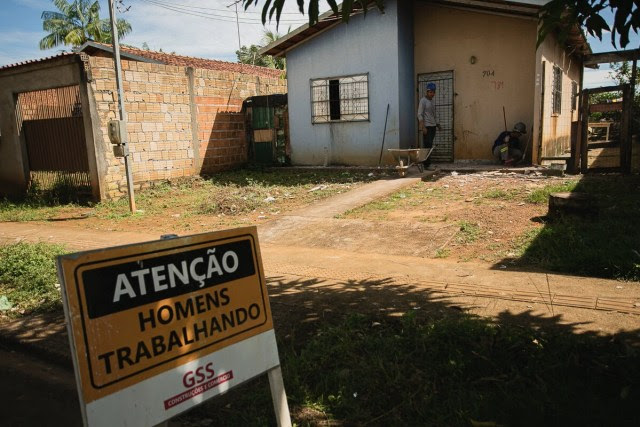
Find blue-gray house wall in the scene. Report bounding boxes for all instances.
[397,1,415,150]
[286,1,409,165]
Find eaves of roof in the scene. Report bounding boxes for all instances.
[0,52,77,73]
[260,3,373,58]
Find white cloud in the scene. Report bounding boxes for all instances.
[583,68,616,89]
[0,30,42,45]
[0,30,51,66]
[119,0,312,60]
[1,0,315,66]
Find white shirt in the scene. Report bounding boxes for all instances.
[417,96,438,127]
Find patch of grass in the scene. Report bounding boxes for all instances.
[343,191,410,216]
[0,175,92,222]
[0,199,69,222]
[197,186,266,215]
[1,169,379,224]
[194,169,377,216]
[514,175,640,280]
[525,180,577,204]
[513,227,542,257]
[342,183,448,219]
[483,188,520,200]
[516,219,640,280]
[184,312,640,425]
[0,242,67,316]
[434,248,450,258]
[456,220,481,244]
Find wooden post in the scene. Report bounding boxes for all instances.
[268,366,292,427]
[630,59,638,92]
[630,61,638,172]
[568,121,578,174]
[536,61,546,165]
[620,84,632,173]
[569,60,585,174]
[579,90,590,174]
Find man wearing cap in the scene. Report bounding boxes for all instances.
[417,83,441,156]
[492,122,526,165]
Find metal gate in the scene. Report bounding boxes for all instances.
[16,85,91,193]
[417,71,454,162]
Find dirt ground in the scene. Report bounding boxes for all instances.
[340,170,565,262]
[27,170,568,264]
[2,169,640,425]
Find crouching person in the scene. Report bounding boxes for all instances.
[493,122,526,165]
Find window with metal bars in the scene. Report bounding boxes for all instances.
[311,74,369,123]
[552,65,563,115]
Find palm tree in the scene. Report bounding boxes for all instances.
[39,0,132,50]
[236,44,273,67]
[262,29,286,70]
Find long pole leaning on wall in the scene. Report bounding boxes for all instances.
[108,0,136,213]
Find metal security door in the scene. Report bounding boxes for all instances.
[418,71,454,162]
[16,85,91,193]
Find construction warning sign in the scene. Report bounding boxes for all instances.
[57,227,281,427]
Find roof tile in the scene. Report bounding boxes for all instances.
[111,43,284,79]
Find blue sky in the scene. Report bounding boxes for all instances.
[0,0,311,65]
[1,0,638,87]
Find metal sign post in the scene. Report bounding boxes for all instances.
[108,0,136,213]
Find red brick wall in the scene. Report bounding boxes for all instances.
[196,96,244,172]
[193,69,286,174]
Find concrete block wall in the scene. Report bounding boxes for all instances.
[88,57,286,199]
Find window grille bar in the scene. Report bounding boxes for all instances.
[311,74,369,123]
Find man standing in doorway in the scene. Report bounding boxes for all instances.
[417,82,441,165]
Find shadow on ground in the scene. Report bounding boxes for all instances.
[492,174,640,281]
[2,271,638,425]
[204,167,391,188]
[178,274,640,426]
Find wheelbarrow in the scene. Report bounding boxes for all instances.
[387,148,433,177]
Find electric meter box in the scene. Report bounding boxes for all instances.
[108,120,128,145]
[113,144,129,158]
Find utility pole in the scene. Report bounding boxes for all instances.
[227,1,242,51]
[108,0,136,213]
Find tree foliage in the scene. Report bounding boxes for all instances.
[242,0,384,26]
[236,29,286,69]
[40,0,132,50]
[242,0,638,48]
[237,44,274,67]
[539,0,640,48]
[590,62,639,127]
